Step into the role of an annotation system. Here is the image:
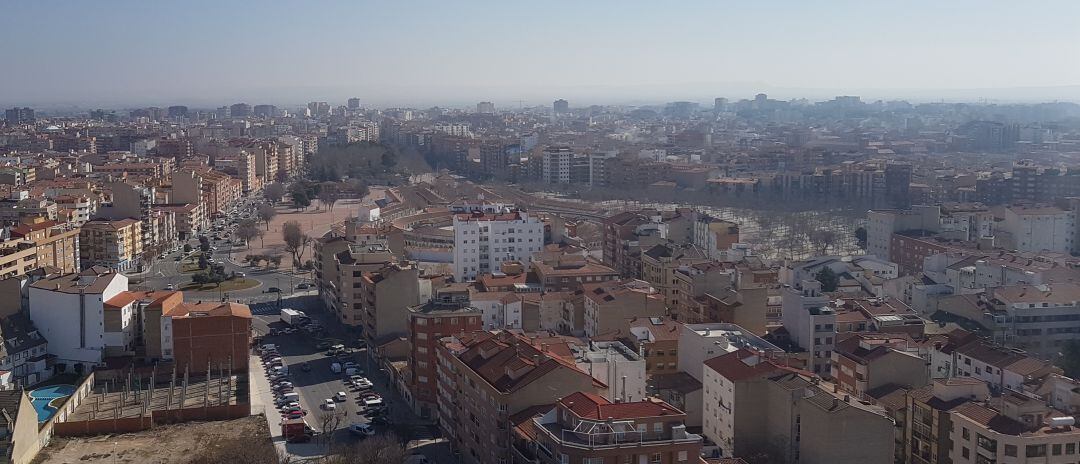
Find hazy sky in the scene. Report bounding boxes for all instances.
[4,0,1080,108]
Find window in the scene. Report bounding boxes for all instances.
[1053,443,1062,456]
[962,447,969,459]
[1068,443,1076,455]
[976,434,996,452]
[1026,444,1046,457]
[559,454,569,464]
[678,451,688,462]
[651,453,661,464]
[1004,445,1016,457]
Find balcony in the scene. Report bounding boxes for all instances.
[532,415,700,451]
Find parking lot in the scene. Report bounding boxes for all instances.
[249,301,451,462]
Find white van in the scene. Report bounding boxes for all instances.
[280,392,299,402]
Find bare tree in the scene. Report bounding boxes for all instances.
[257,203,277,231]
[235,219,261,248]
[329,433,407,464]
[264,183,286,204]
[282,221,310,265]
[318,182,340,212]
[316,409,346,453]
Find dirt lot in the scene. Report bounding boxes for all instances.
[33,415,272,464]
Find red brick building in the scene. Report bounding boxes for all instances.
[163,299,251,373]
[407,293,482,419]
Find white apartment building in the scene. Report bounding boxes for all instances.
[27,268,130,371]
[677,322,782,382]
[571,341,646,403]
[541,146,572,184]
[451,203,543,282]
[467,290,523,330]
[866,205,941,259]
[999,205,1076,253]
[985,283,1080,359]
[780,280,836,375]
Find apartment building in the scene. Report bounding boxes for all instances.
[641,243,709,305]
[780,280,835,375]
[407,290,482,418]
[0,313,51,388]
[541,145,573,184]
[79,218,142,272]
[531,254,619,292]
[707,370,894,464]
[866,205,941,260]
[929,330,1059,393]
[581,279,665,338]
[830,333,929,400]
[437,331,602,464]
[619,316,683,376]
[0,239,36,280]
[27,267,129,370]
[151,296,252,375]
[980,283,1080,359]
[948,390,1080,464]
[512,392,703,464]
[702,349,799,459]
[0,389,44,464]
[677,322,783,383]
[571,341,647,403]
[998,205,1076,254]
[359,262,422,345]
[906,378,991,464]
[10,218,80,274]
[669,262,736,323]
[452,203,544,282]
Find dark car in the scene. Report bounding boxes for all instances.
[296,283,310,289]
[265,287,282,293]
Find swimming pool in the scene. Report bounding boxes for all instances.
[29,384,75,423]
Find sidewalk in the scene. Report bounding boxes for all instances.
[250,354,327,461]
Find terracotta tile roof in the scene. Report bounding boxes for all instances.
[558,392,683,420]
[951,402,1027,435]
[703,349,793,382]
[455,331,596,393]
[164,301,252,318]
[103,291,140,309]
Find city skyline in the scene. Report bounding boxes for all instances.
[4,0,1080,107]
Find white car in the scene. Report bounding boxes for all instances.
[322,399,336,410]
[348,423,375,436]
[363,398,384,408]
[335,392,347,402]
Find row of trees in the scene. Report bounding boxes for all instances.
[187,430,407,464]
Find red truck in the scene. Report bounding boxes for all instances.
[281,417,315,443]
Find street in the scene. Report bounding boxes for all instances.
[250,296,453,463]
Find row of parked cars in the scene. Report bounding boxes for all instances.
[259,344,311,429]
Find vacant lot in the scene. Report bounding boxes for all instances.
[32,415,272,464]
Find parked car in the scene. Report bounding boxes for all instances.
[316,341,332,350]
[296,283,310,289]
[348,423,375,437]
[321,399,336,411]
[265,287,282,293]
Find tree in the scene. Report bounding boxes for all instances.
[318,182,339,212]
[854,226,868,248]
[291,190,310,210]
[815,267,839,292]
[192,272,208,285]
[316,409,346,451]
[1061,340,1080,379]
[345,178,370,199]
[198,254,209,270]
[257,203,277,231]
[269,255,283,268]
[282,221,311,265]
[264,183,286,204]
[329,433,407,464]
[380,149,398,168]
[235,219,261,248]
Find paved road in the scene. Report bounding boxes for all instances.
[249,297,454,463]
